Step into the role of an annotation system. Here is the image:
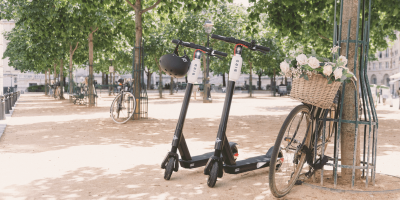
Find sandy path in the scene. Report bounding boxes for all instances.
[0,92,399,199]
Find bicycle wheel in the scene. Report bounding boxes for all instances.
[110,92,136,124]
[269,105,312,198]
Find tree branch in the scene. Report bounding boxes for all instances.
[125,0,137,10]
[90,27,99,34]
[317,32,331,41]
[72,42,79,56]
[141,0,162,13]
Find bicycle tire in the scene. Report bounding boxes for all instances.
[110,92,136,124]
[269,105,312,198]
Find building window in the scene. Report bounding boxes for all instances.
[386,48,389,57]
[14,77,17,83]
[386,62,389,69]
[379,62,382,69]
[379,52,382,58]
[373,63,376,69]
[393,61,396,68]
[396,50,399,55]
[371,75,377,84]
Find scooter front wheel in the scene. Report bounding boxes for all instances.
[164,157,174,180]
[207,163,219,188]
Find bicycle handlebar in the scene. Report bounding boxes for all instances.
[211,34,270,53]
[172,39,228,57]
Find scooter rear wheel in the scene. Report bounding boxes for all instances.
[207,163,218,188]
[164,157,174,180]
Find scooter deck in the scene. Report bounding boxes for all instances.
[179,152,214,169]
[223,155,272,174]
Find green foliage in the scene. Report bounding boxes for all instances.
[248,0,400,57]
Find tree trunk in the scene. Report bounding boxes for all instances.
[88,29,95,106]
[102,72,105,85]
[59,59,64,99]
[185,75,188,83]
[222,73,226,87]
[69,45,73,95]
[44,70,48,95]
[157,60,163,98]
[273,68,276,96]
[133,1,143,119]
[258,73,262,90]
[48,68,51,95]
[105,73,108,85]
[170,77,173,95]
[340,0,361,180]
[146,71,152,90]
[249,61,253,97]
[54,63,57,98]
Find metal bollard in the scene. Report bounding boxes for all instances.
[14,92,17,106]
[11,92,15,107]
[8,94,12,111]
[4,94,10,114]
[0,96,5,120]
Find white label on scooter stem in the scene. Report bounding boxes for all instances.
[228,54,243,82]
[188,59,201,84]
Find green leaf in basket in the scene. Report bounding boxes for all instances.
[328,79,333,84]
[304,74,309,80]
[345,73,354,78]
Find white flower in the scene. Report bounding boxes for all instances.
[338,55,347,65]
[333,68,343,80]
[323,65,333,76]
[331,46,340,53]
[280,61,290,74]
[296,54,308,65]
[308,57,320,69]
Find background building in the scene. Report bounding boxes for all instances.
[368,31,400,95]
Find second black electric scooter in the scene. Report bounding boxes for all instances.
[160,39,239,180]
[203,34,284,187]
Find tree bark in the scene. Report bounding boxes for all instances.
[44,70,48,95]
[88,28,97,106]
[170,77,173,95]
[273,68,276,96]
[249,61,253,97]
[102,72,105,85]
[340,0,361,180]
[146,71,152,90]
[54,62,57,98]
[258,72,262,90]
[59,59,65,99]
[133,0,143,119]
[158,61,163,98]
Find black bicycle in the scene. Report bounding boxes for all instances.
[110,78,136,124]
[268,91,341,197]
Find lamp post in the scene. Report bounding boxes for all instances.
[109,59,113,96]
[203,20,213,103]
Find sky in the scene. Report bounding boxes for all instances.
[233,0,250,7]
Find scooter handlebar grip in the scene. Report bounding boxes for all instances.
[255,45,270,52]
[213,50,228,57]
[211,34,227,41]
[172,39,180,44]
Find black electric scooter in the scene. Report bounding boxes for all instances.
[161,39,239,180]
[203,34,284,187]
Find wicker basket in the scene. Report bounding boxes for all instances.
[290,74,341,109]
